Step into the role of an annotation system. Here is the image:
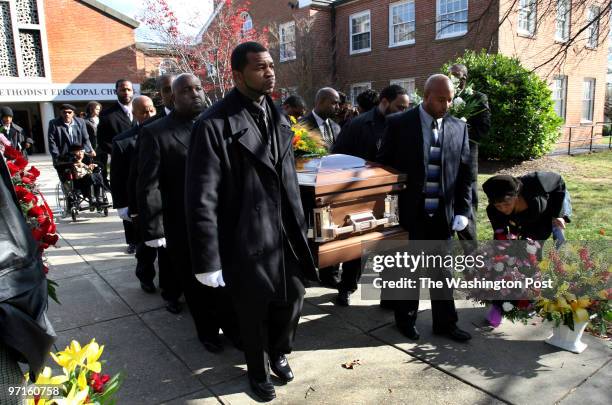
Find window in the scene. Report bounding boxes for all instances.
[389,1,415,47]
[555,0,570,42]
[240,12,253,38]
[390,78,416,96]
[436,0,468,39]
[582,78,596,122]
[279,21,296,61]
[551,76,567,120]
[518,0,536,36]
[350,10,371,54]
[350,82,372,105]
[158,59,180,76]
[587,6,600,48]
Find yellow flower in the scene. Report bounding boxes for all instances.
[84,340,104,373]
[289,115,297,124]
[539,259,550,271]
[51,340,88,373]
[77,369,88,391]
[598,289,608,299]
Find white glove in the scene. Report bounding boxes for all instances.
[452,215,469,232]
[195,270,225,288]
[117,207,130,221]
[145,238,166,248]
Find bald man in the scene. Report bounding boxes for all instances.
[377,74,473,343]
[298,87,341,152]
[138,74,238,351]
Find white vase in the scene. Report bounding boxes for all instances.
[544,321,588,353]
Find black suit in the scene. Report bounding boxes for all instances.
[98,102,136,245]
[299,112,341,152]
[332,107,386,161]
[47,117,92,163]
[377,105,471,332]
[457,90,491,245]
[84,117,98,151]
[138,111,234,342]
[185,89,318,381]
[3,123,32,159]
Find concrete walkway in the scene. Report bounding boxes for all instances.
[28,155,610,405]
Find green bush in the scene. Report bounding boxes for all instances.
[443,50,563,160]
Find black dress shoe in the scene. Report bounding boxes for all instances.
[270,354,294,383]
[165,300,183,314]
[335,290,351,306]
[249,377,276,401]
[397,323,420,340]
[200,336,223,353]
[140,280,156,294]
[434,326,472,342]
[127,244,136,254]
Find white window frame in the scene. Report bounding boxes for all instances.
[582,78,596,123]
[517,0,537,37]
[554,0,570,43]
[390,78,416,97]
[349,10,371,55]
[389,0,416,47]
[586,6,600,49]
[350,82,372,105]
[0,0,51,83]
[551,75,567,120]
[436,0,468,40]
[279,21,296,62]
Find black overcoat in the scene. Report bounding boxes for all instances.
[332,107,386,161]
[110,125,139,209]
[185,89,317,300]
[97,103,135,155]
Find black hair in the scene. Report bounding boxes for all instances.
[231,42,268,72]
[338,91,348,105]
[380,85,408,103]
[356,89,379,112]
[482,175,523,203]
[282,95,306,109]
[115,79,131,90]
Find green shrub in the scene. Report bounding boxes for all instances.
[443,50,563,160]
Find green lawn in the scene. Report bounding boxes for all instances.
[475,150,611,241]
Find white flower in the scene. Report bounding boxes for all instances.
[460,117,467,122]
[507,257,516,266]
[494,262,505,272]
[464,87,474,96]
[525,244,538,255]
[452,97,465,108]
[502,302,514,312]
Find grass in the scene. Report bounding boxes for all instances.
[475,150,611,241]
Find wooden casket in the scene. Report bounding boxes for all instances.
[296,154,409,268]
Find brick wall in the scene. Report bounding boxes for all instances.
[333,0,499,97]
[497,0,609,144]
[44,0,139,83]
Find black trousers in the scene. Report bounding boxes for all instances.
[393,210,458,333]
[135,243,182,301]
[122,220,137,246]
[232,246,305,381]
[318,259,362,292]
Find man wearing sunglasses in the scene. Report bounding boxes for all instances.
[47,104,94,164]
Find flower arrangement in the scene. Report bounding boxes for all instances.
[536,244,611,335]
[449,79,486,122]
[464,239,542,324]
[25,339,122,405]
[3,144,59,302]
[289,116,328,157]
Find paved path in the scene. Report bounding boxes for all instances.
[28,155,611,405]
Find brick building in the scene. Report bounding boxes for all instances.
[227,0,608,132]
[0,0,142,154]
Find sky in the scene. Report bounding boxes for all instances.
[97,0,214,42]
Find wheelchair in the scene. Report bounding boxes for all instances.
[54,160,111,222]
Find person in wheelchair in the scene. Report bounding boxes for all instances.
[60,144,107,207]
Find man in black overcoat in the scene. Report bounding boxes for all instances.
[137,74,236,352]
[298,87,341,152]
[377,74,473,343]
[47,104,94,165]
[185,42,318,402]
[110,96,182,313]
[97,79,137,253]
